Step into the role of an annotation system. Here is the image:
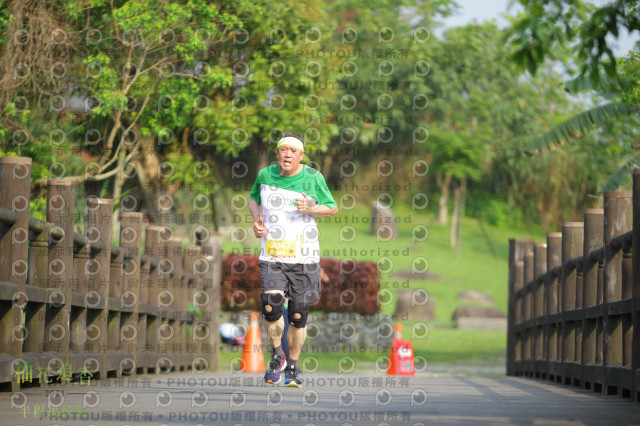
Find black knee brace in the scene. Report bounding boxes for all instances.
[288,300,309,328]
[261,292,285,322]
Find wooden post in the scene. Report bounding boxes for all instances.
[156,225,171,370]
[71,236,90,357]
[533,243,547,375]
[184,245,203,368]
[24,222,47,358]
[632,169,640,401]
[582,209,604,391]
[525,251,534,322]
[524,251,534,371]
[547,233,563,315]
[145,226,160,373]
[137,254,150,373]
[561,222,583,386]
[546,232,562,381]
[108,244,123,358]
[515,261,524,325]
[602,191,632,396]
[205,233,221,372]
[583,210,604,308]
[166,238,183,368]
[0,157,31,390]
[120,212,143,375]
[507,238,533,376]
[86,198,113,379]
[534,244,547,318]
[44,180,75,368]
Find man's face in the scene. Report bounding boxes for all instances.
[276,144,305,175]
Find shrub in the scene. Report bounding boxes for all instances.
[220,254,380,315]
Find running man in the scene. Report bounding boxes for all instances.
[248,131,338,387]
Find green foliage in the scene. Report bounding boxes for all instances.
[521,40,640,193]
[165,151,218,195]
[29,197,47,221]
[316,0,457,151]
[204,0,342,159]
[0,1,11,48]
[470,195,520,228]
[0,0,635,232]
[187,302,202,319]
[506,0,639,82]
[619,47,640,105]
[563,72,624,94]
[601,153,639,191]
[504,1,640,198]
[428,125,487,182]
[526,101,638,153]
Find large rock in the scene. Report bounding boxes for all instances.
[452,306,505,320]
[392,269,440,281]
[456,317,507,331]
[370,201,397,240]
[394,289,436,321]
[452,306,507,331]
[457,290,495,305]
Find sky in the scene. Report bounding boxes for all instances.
[439,0,637,56]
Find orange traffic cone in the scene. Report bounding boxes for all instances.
[387,323,415,376]
[241,312,265,372]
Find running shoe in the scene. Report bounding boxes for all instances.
[284,364,302,387]
[264,354,287,384]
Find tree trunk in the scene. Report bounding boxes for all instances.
[455,178,467,259]
[437,171,452,225]
[255,139,268,172]
[213,165,232,229]
[209,193,218,231]
[135,165,158,223]
[134,136,161,222]
[450,181,460,248]
[111,150,127,237]
[322,150,334,178]
[182,126,190,151]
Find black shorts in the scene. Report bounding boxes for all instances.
[259,260,321,306]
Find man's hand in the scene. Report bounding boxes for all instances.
[296,192,317,214]
[253,219,267,238]
[248,197,266,238]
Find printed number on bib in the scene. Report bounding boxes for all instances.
[266,239,296,257]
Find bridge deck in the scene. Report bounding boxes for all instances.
[1,372,639,425]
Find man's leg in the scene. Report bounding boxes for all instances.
[260,260,289,384]
[283,262,321,387]
[262,289,288,383]
[286,303,308,361]
[284,299,309,387]
[262,290,286,358]
[281,301,290,360]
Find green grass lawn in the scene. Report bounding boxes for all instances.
[219,191,540,374]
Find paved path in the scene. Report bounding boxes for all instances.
[1,372,639,425]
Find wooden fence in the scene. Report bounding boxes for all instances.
[0,157,221,392]
[507,170,640,402]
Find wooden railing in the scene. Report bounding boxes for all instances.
[507,170,640,402]
[0,157,221,391]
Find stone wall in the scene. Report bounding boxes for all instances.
[307,312,395,352]
[221,311,394,353]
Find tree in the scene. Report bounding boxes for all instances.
[310,0,455,204]
[0,0,241,228]
[202,0,342,174]
[506,1,640,192]
[506,0,639,83]
[428,23,525,248]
